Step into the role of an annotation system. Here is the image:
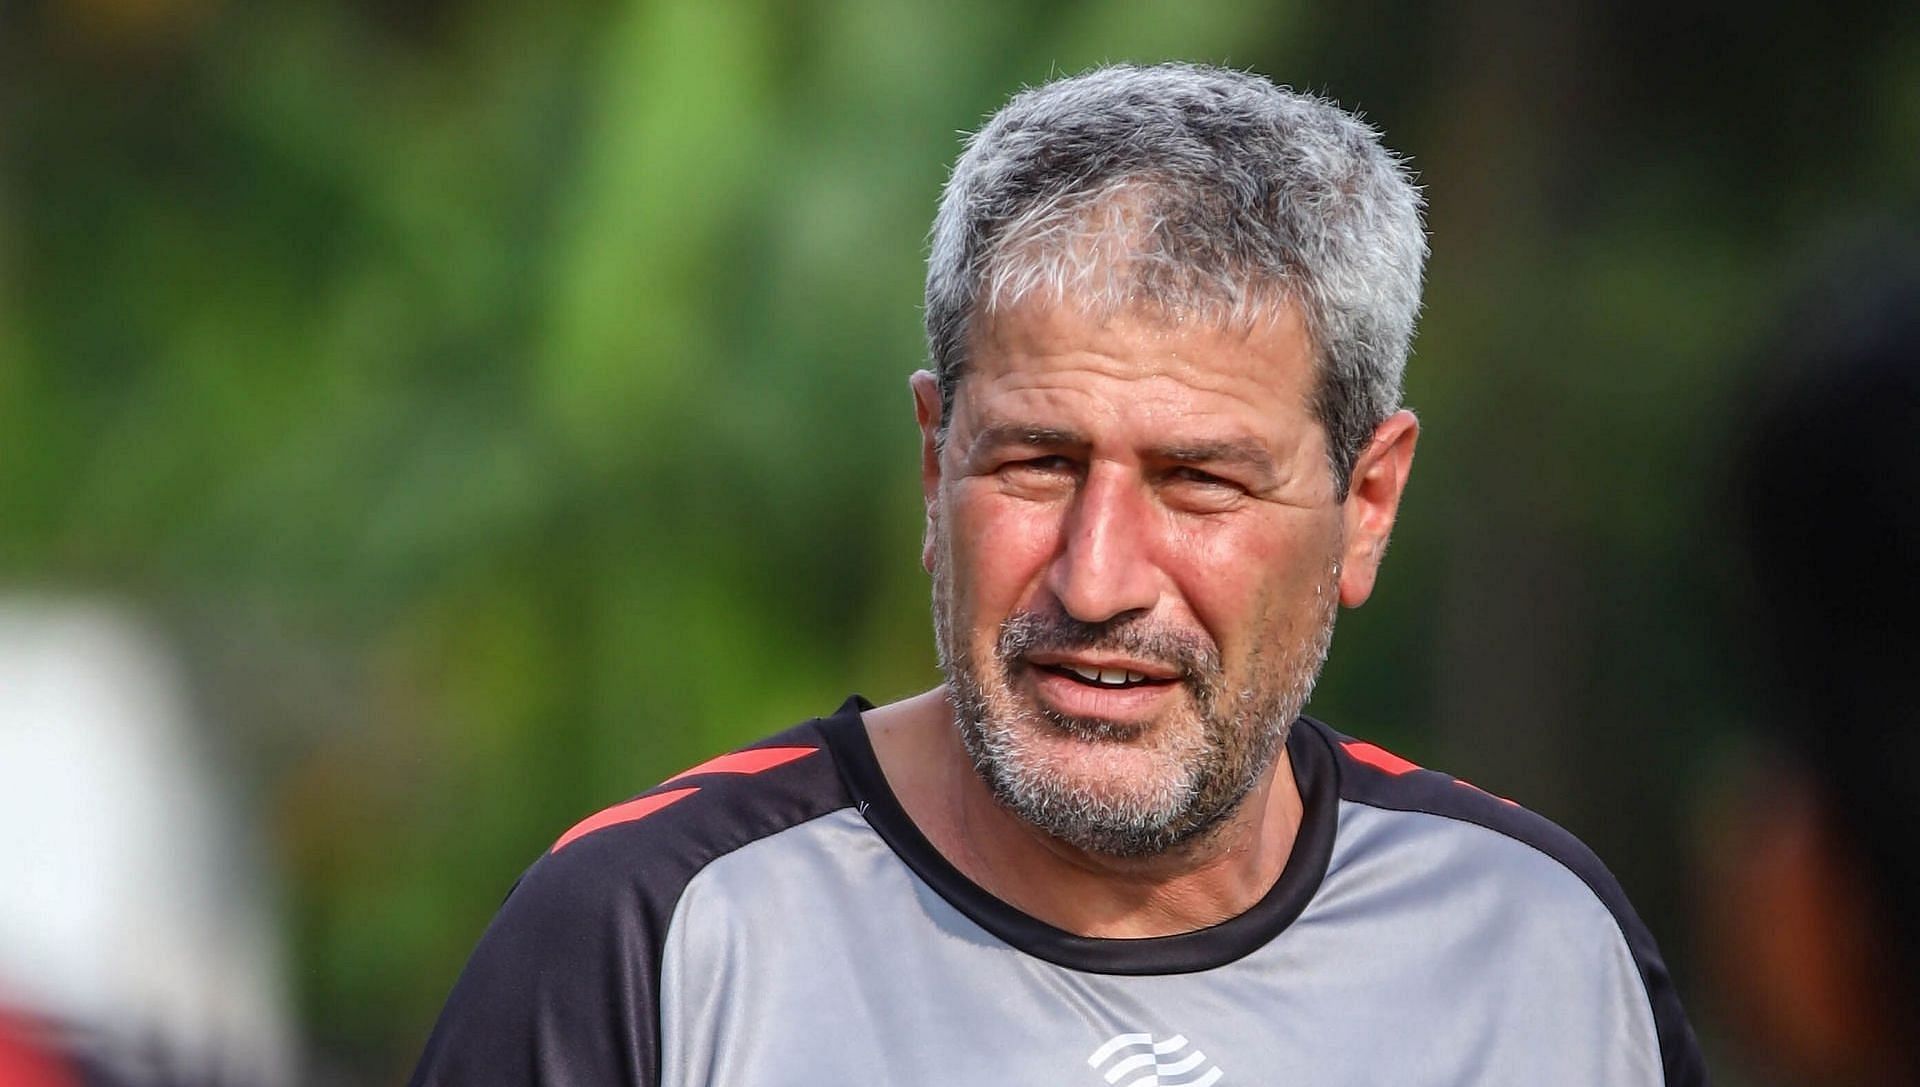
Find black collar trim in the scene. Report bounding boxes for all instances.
[818,695,1338,976]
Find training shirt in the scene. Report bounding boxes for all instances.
[410,697,1705,1086]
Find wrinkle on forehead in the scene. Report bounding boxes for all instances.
[951,301,1326,471]
[967,300,1316,405]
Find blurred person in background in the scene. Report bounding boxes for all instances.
[0,604,297,1087]
[410,63,1703,1086]
[1705,240,1920,1086]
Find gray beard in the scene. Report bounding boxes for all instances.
[932,556,1338,859]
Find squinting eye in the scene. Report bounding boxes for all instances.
[1169,466,1237,489]
[1009,455,1074,474]
[995,455,1079,497]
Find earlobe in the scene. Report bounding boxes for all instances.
[1336,545,1379,609]
[1336,568,1373,610]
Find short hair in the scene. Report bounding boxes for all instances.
[925,63,1427,493]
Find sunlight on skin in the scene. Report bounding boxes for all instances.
[865,300,1417,937]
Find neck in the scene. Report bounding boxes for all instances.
[862,686,1304,938]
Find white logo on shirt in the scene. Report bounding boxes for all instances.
[1087,1032,1223,1087]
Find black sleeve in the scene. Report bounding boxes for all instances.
[407,834,671,1087]
[407,717,851,1087]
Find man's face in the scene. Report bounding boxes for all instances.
[915,300,1410,857]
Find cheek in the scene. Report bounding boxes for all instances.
[945,485,1065,615]
[1163,512,1338,648]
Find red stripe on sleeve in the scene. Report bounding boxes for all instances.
[551,787,700,853]
[1454,778,1521,806]
[665,746,817,783]
[1341,740,1423,776]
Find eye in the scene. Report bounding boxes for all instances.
[994,454,1080,497]
[1003,454,1076,475]
[1166,466,1240,490]
[1162,466,1248,511]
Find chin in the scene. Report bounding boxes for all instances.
[1022,727,1196,799]
[961,706,1213,850]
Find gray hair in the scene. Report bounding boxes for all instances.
[925,63,1427,493]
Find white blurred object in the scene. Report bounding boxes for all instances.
[0,601,297,1086]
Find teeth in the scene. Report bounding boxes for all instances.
[1058,663,1160,686]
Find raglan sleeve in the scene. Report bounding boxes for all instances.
[407,834,676,1087]
[1609,889,1710,1087]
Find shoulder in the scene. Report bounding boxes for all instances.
[1298,716,1707,1087]
[525,717,853,914]
[408,714,857,1087]
[1311,716,1611,898]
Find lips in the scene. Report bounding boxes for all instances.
[996,614,1211,722]
[1025,668,1179,722]
[1023,651,1181,686]
[1016,651,1184,723]
[1048,662,1157,688]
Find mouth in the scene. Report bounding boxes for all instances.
[1022,653,1183,692]
[1037,662,1166,689]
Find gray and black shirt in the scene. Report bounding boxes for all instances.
[411,697,1705,1086]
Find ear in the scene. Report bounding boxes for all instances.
[1337,410,1419,608]
[911,370,944,573]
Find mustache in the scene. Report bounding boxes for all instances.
[995,611,1221,680]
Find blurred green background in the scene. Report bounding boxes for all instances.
[2,0,1915,1082]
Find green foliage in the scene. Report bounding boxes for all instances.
[3,0,1914,1079]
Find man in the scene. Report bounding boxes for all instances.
[411,63,1704,1086]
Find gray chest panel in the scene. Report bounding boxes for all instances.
[658,804,1662,1087]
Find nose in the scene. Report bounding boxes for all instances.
[1044,463,1164,623]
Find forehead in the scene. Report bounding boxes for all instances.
[956,301,1320,438]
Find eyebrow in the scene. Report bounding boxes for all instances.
[1154,438,1281,487]
[966,423,1282,486]
[967,423,1087,454]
